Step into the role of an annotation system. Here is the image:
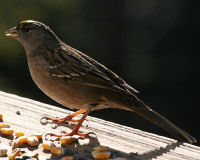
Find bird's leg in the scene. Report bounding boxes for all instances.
[45,109,94,138]
[40,109,86,124]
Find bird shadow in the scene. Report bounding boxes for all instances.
[134,141,182,160]
[40,118,183,160]
[45,133,182,160]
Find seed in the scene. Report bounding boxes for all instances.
[11,140,21,149]
[0,123,10,129]
[31,152,39,158]
[31,132,42,141]
[27,136,39,146]
[16,111,20,115]
[60,156,73,160]
[0,145,8,157]
[0,114,3,120]
[51,146,63,155]
[60,136,74,144]
[8,148,22,160]
[0,128,14,136]
[93,146,108,152]
[15,131,24,138]
[91,151,111,160]
[17,136,28,143]
[42,141,55,151]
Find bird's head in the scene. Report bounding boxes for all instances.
[5,20,60,55]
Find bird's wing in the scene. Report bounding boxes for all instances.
[46,45,138,95]
[72,47,139,94]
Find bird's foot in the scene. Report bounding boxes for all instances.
[45,131,95,140]
[40,109,86,125]
[40,116,80,125]
[44,109,93,140]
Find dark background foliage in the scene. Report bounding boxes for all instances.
[0,0,199,145]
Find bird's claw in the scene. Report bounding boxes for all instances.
[40,116,49,125]
[40,116,84,126]
[45,131,95,140]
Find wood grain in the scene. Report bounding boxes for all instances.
[0,91,199,160]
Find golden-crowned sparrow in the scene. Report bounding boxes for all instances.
[5,20,196,143]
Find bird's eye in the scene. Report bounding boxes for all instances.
[23,27,30,33]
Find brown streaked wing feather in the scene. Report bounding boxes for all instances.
[68,46,139,94]
[46,45,138,95]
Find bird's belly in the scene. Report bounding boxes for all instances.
[28,65,106,110]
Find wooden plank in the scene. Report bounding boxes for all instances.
[0,91,199,160]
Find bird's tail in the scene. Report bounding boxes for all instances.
[129,97,197,144]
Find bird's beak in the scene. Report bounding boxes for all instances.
[5,27,19,38]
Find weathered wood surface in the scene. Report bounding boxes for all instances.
[0,91,199,160]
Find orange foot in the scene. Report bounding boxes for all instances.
[40,109,86,124]
[45,131,95,140]
[44,109,95,139]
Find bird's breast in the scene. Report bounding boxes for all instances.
[27,56,111,110]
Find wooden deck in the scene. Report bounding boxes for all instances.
[0,91,199,159]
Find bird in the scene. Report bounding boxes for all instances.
[5,20,196,144]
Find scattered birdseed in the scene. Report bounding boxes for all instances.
[17,136,28,144]
[8,148,22,160]
[91,151,111,160]
[30,132,42,141]
[42,141,55,151]
[0,128,14,136]
[0,123,10,128]
[27,136,39,146]
[16,111,21,115]
[51,145,63,155]
[15,131,25,138]
[60,136,74,145]
[0,145,8,157]
[93,146,108,152]
[60,156,73,160]
[0,114,3,120]
[10,139,21,150]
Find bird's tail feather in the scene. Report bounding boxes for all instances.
[130,98,197,144]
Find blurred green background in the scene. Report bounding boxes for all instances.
[0,0,199,144]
